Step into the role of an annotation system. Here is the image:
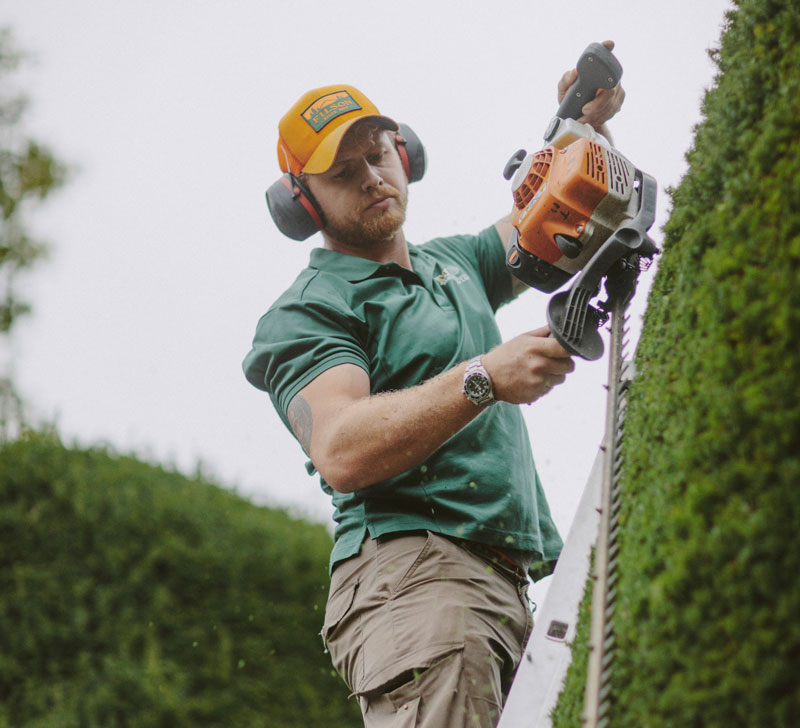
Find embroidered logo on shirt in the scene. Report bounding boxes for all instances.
[435,266,470,285]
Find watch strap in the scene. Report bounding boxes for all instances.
[463,355,495,406]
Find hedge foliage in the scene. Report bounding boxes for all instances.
[0,431,360,727]
[552,1,800,725]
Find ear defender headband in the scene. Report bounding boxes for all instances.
[265,123,427,241]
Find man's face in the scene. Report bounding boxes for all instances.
[305,124,408,249]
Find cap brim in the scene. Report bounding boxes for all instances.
[302,115,399,174]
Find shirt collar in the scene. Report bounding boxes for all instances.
[309,244,429,283]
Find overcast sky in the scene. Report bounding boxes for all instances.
[4,1,732,600]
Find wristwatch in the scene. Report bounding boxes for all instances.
[463,356,495,406]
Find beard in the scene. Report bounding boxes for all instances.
[324,184,408,248]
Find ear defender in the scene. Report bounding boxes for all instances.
[395,123,427,184]
[265,123,427,241]
[265,174,326,242]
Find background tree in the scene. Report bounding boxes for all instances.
[0,27,67,433]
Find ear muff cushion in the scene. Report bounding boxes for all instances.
[265,175,325,241]
[396,123,427,184]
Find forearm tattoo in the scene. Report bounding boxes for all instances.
[287,395,313,454]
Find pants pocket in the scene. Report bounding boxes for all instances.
[357,646,462,727]
[360,695,420,728]
[356,646,502,728]
[321,579,360,690]
[321,580,358,647]
[375,530,433,598]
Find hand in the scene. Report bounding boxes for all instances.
[483,327,575,405]
[557,40,626,131]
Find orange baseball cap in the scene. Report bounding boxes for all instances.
[277,85,399,176]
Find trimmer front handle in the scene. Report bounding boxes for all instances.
[546,170,658,360]
[545,42,623,141]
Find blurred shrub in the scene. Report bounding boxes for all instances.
[0,430,360,727]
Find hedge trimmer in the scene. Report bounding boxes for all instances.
[498,43,658,728]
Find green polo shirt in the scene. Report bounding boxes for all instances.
[243,225,562,580]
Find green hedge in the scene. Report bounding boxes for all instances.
[0,431,360,727]
[552,1,800,725]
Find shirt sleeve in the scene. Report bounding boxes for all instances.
[472,224,516,311]
[242,292,370,420]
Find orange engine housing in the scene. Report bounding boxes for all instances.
[509,137,636,278]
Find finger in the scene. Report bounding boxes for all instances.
[582,86,620,114]
[542,357,575,376]
[540,380,559,396]
[580,86,625,126]
[548,370,570,385]
[544,370,569,390]
[523,330,573,358]
[557,69,578,102]
[541,338,574,359]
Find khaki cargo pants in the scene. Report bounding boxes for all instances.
[321,531,534,727]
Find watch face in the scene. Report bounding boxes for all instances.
[466,374,490,399]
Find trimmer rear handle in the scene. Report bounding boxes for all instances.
[546,42,623,140]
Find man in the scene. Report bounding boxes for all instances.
[244,47,623,727]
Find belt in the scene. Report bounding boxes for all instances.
[459,539,530,573]
[372,530,532,581]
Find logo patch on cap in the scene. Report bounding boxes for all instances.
[302,91,362,133]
